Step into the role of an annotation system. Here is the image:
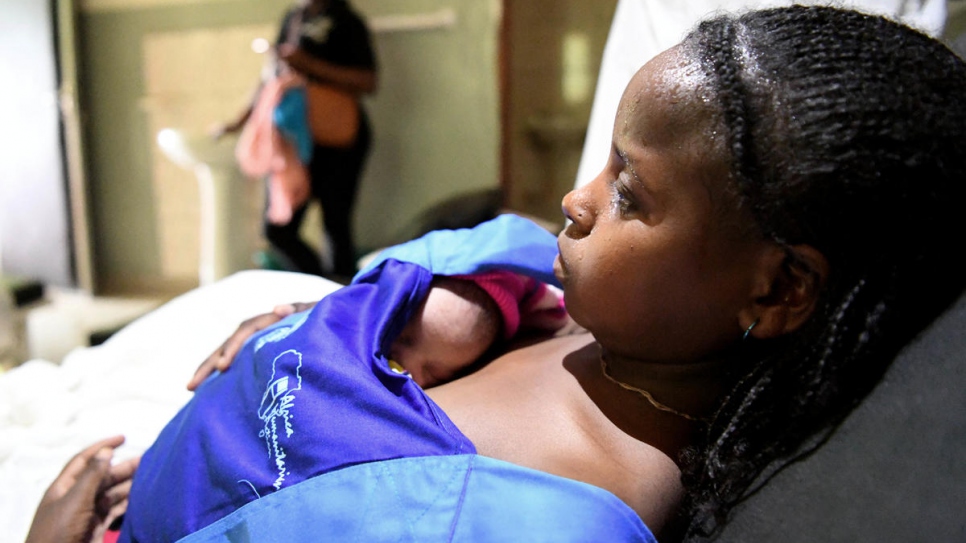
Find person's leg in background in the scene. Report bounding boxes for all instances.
[263,197,326,276]
[312,116,372,279]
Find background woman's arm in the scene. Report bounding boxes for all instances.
[278,44,377,96]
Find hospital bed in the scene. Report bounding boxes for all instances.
[0,270,339,541]
[1,1,960,541]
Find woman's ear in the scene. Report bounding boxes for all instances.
[741,244,829,340]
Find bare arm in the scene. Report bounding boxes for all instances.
[25,436,140,543]
[187,301,318,390]
[278,44,378,96]
[210,81,263,139]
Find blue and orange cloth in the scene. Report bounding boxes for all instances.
[118,215,656,543]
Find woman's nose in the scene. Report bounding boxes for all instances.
[561,182,595,233]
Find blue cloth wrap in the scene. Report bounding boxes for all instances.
[273,86,314,164]
[119,215,655,543]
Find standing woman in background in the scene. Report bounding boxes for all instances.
[223,0,378,279]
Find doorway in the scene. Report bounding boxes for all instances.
[0,0,75,288]
[500,0,618,226]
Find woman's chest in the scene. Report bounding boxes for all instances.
[428,337,684,527]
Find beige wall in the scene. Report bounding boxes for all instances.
[503,0,617,223]
[353,0,501,249]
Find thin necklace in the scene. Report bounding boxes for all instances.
[599,356,708,424]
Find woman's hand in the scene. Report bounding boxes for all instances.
[186,302,317,391]
[25,436,140,543]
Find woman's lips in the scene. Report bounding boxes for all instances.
[554,237,568,282]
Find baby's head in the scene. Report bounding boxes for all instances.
[389,276,500,388]
[558,5,966,536]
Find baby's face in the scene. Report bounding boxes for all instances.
[390,282,499,388]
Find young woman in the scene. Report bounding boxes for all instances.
[220,0,377,278]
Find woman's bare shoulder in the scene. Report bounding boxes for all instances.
[428,334,685,532]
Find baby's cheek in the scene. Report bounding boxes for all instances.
[416,359,460,389]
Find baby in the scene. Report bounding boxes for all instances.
[390,270,570,387]
[189,269,570,391]
[387,275,501,388]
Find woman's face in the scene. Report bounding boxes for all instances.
[555,45,767,364]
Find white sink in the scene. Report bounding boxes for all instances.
[157,128,238,170]
[156,128,257,285]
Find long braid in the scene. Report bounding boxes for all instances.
[700,19,759,201]
[675,7,966,539]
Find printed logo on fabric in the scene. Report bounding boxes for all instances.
[302,16,334,43]
[253,312,309,353]
[257,349,303,490]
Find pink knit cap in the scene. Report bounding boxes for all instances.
[454,270,568,339]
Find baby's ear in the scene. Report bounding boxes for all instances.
[741,244,829,340]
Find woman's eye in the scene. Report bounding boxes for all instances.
[617,190,633,215]
[614,175,638,216]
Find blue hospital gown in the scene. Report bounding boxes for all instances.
[118,215,656,543]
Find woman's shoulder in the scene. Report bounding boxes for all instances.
[428,334,685,533]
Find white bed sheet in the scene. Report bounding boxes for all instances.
[0,270,338,543]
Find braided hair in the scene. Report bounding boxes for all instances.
[676,6,966,539]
